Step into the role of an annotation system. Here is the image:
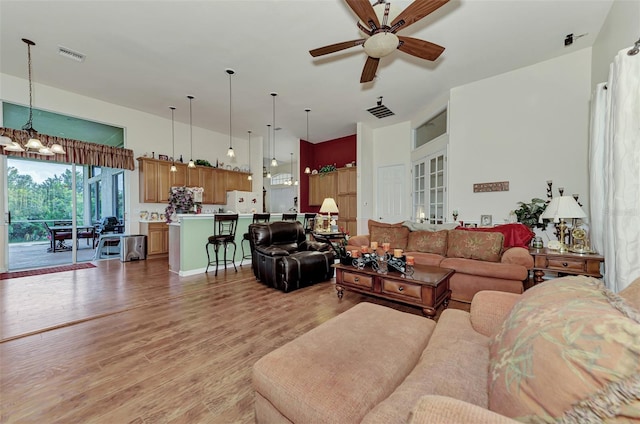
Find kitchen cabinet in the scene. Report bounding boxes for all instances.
[138,157,250,204]
[140,221,168,258]
[309,171,337,206]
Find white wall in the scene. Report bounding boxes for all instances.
[0,73,263,230]
[591,0,640,87]
[356,49,592,232]
[447,48,592,225]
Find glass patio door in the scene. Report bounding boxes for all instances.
[5,157,92,270]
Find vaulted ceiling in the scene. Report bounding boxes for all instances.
[0,0,614,155]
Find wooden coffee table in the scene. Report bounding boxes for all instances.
[333,263,453,318]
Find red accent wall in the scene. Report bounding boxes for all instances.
[299,134,356,213]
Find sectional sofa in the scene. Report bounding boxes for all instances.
[346,220,535,302]
[252,275,640,423]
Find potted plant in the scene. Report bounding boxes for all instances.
[514,198,547,229]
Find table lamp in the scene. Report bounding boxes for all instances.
[540,195,586,253]
[320,198,339,232]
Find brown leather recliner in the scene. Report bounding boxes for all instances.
[249,221,335,292]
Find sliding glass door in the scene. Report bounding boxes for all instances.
[5,157,93,270]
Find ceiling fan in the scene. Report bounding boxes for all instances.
[309,0,449,83]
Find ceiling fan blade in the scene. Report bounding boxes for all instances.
[397,36,444,61]
[345,0,380,30]
[309,39,365,57]
[390,0,450,32]
[360,56,380,83]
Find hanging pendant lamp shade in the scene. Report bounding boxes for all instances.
[247,130,252,181]
[270,92,278,166]
[226,69,236,158]
[169,106,177,172]
[187,95,196,168]
[304,108,311,174]
[266,124,272,179]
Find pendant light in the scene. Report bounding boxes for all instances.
[266,124,272,179]
[187,95,196,168]
[247,130,252,181]
[304,108,311,174]
[226,69,236,158]
[169,106,177,172]
[270,92,278,167]
[3,39,65,155]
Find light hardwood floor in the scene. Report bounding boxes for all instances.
[0,259,466,423]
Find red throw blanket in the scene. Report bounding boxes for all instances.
[456,223,534,248]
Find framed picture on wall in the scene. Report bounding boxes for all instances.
[480,215,493,227]
[158,154,169,161]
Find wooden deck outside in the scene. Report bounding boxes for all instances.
[7,240,99,271]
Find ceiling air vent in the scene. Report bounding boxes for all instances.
[367,97,394,119]
[58,46,85,62]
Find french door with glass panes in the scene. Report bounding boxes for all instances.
[413,151,446,224]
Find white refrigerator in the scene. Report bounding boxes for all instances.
[225,190,262,214]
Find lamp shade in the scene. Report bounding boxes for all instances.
[540,196,586,222]
[320,198,339,214]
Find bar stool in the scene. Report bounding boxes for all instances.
[302,213,317,239]
[240,213,270,266]
[281,213,298,221]
[205,214,239,276]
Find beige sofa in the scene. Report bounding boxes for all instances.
[253,275,640,423]
[346,221,534,302]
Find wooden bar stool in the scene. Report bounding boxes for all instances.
[281,213,298,221]
[205,214,239,276]
[240,213,270,267]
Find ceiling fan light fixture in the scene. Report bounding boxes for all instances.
[363,32,399,58]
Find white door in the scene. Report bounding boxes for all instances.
[376,164,406,222]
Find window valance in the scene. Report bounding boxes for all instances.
[0,127,135,170]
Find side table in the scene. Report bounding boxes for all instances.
[529,248,605,284]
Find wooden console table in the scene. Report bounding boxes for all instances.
[333,264,453,318]
[529,248,605,284]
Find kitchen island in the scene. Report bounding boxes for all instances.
[168,213,298,276]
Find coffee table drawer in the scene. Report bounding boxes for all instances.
[381,279,421,300]
[343,271,373,289]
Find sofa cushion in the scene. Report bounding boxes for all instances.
[488,276,640,422]
[368,220,409,250]
[363,309,490,424]
[403,221,459,232]
[406,230,448,256]
[446,229,504,262]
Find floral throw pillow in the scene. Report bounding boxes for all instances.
[488,276,640,423]
[406,230,448,256]
[367,220,409,250]
[446,229,503,262]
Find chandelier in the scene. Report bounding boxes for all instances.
[3,39,65,155]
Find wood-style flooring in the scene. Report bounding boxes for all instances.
[0,259,467,423]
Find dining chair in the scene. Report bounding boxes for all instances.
[44,222,72,253]
[240,213,270,266]
[205,214,239,276]
[281,213,298,221]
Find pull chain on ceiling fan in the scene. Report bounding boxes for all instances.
[309,0,449,83]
